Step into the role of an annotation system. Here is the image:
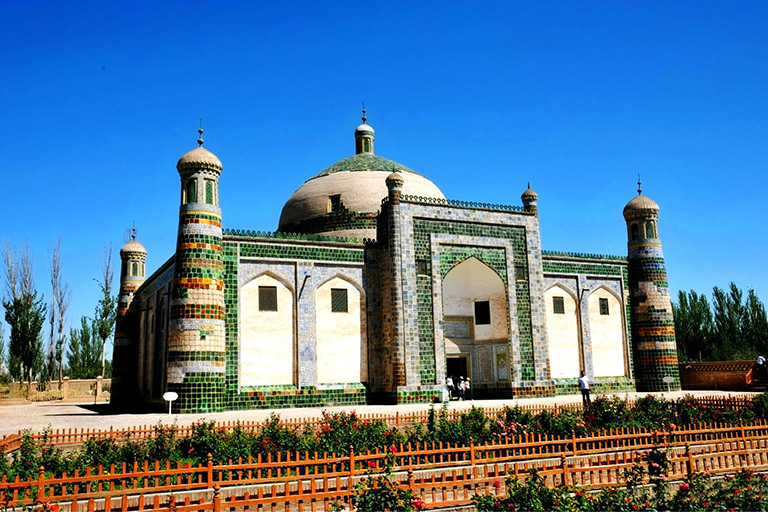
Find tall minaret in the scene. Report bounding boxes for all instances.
[623,179,680,392]
[111,227,147,406]
[167,125,226,413]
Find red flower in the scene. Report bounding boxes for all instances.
[679,482,690,491]
[669,423,677,430]
[390,445,398,454]
[492,480,502,490]
[367,461,376,468]
[413,498,426,510]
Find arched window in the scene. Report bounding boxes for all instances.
[631,223,639,240]
[645,221,656,239]
[185,179,197,204]
[131,262,138,276]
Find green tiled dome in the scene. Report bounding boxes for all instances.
[309,153,419,181]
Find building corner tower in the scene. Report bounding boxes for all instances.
[623,181,680,392]
[111,229,147,407]
[167,126,226,413]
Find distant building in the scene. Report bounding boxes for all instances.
[111,112,680,413]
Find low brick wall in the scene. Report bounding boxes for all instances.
[679,361,753,391]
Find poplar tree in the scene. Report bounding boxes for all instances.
[2,242,46,395]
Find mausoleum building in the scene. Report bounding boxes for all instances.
[111,113,680,413]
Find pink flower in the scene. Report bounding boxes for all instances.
[492,480,502,490]
[390,445,398,454]
[187,447,194,454]
[680,482,690,491]
[669,423,677,431]
[413,498,426,510]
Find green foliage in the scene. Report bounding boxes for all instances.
[67,316,101,378]
[3,294,47,385]
[353,447,424,512]
[675,283,768,361]
[92,248,117,377]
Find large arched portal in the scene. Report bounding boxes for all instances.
[442,257,509,388]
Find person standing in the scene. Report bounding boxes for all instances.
[446,375,454,399]
[579,370,591,406]
[458,377,465,401]
[465,377,472,400]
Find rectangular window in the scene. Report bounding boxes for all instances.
[205,180,214,204]
[328,194,341,213]
[599,297,609,315]
[258,286,278,311]
[416,259,428,276]
[331,288,348,313]
[474,300,491,325]
[553,296,565,314]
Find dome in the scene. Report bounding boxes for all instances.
[355,123,375,136]
[278,154,445,236]
[278,114,444,238]
[521,185,538,201]
[623,193,659,219]
[176,146,222,174]
[120,240,147,256]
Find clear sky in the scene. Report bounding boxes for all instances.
[2,1,767,360]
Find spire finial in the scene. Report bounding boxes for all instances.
[637,174,642,195]
[197,118,204,147]
[131,222,137,241]
[361,102,367,124]
[527,181,531,189]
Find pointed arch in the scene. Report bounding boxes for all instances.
[315,275,366,384]
[544,283,581,379]
[443,256,508,342]
[239,273,294,386]
[587,285,627,377]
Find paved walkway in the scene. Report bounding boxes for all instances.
[0,390,751,437]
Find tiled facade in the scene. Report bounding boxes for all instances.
[111,121,680,413]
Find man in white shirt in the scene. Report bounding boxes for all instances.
[579,370,591,406]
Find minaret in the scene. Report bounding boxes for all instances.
[111,227,147,406]
[521,183,538,215]
[623,179,680,392]
[167,125,226,413]
[355,104,375,154]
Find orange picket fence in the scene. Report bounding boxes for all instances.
[2,418,768,511]
[0,393,755,454]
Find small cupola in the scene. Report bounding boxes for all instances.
[354,105,375,155]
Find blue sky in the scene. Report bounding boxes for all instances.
[2,1,767,358]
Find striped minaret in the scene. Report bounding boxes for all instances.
[623,180,680,392]
[167,126,226,413]
[111,228,146,406]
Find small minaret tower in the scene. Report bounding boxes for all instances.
[521,183,538,215]
[167,124,226,413]
[623,179,680,392]
[111,226,147,406]
[355,104,375,154]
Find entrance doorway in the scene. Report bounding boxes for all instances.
[447,355,469,382]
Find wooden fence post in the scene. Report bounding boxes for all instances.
[207,453,213,487]
[349,445,356,484]
[213,485,221,512]
[571,430,577,456]
[408,469,414,491]
[470,441,476,466]
[36,465,45,503]
[685,443,693,477]
[560,455,569,487]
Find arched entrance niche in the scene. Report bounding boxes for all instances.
[315,275,366,384]
[442,257,509,385]
[544,284,581,379]
[588,286,626,377]
[240,273,294,386]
